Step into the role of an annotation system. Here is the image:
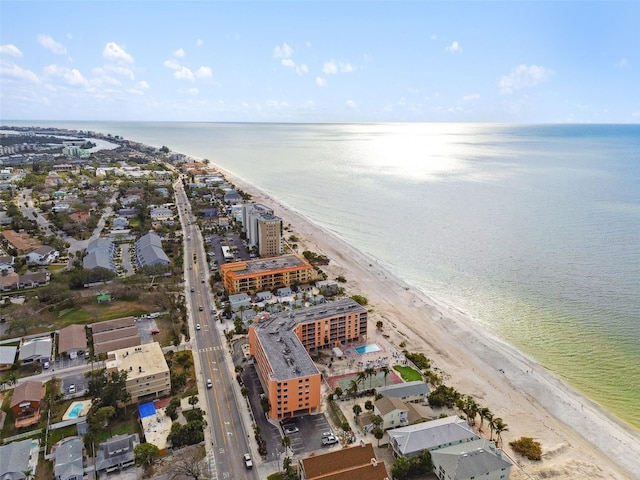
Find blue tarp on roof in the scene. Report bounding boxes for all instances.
[138,402,156,419]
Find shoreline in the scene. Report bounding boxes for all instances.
[206,160,640,479]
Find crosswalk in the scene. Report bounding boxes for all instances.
[199,345,225,353]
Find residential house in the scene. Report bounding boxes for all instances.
[53,437,84,480]
[223,189,242,204]
[95,434,139,474]
[0,254,15,273]
[0,439,39,480]
[316,279,340,295]
[376,381,431,403]
[0,272,19,291]
[26,246,59,265]
[83,237,117,272]
[0,345,17,370]
[91,316,140,355]
[69,211,90,224]
[10,381,45,428]
[18,337,52,364]
[58,325,87,359]
[229,292,252,312]
[105,342,170,403]
[299,442,389,480]
[149,206,173,221]
[117,208,137,218]
[112,216,129,229]
[135,232,170,269]
[1,229,41,254]
[430,438,512,480]
[51,201,71,213]
[19,271,51,288]
[388,415,479,459]
[374,396,409,430]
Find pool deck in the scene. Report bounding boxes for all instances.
[62,400,92,421]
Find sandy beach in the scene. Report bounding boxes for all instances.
[209,163,640,479]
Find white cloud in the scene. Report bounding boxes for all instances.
[103,42,134,64]
[296,64,308,75]
[196,39,203,47]
[615,58,628,68]
[0,44,23,57]
[281,58,295,68]
[316,77,327,87]
[0,63,38,82]
[345,100,357,109]
[178,87,199,95]
[462,94,480,102]
[37,34,67,55]
[499,64,554,94]
[137,80,150,89]
[431,34,437,40]
[174,48,186,58]
[445,41,462,54]
[273,42,293,59]
[174,66,195,81]
[44,64,87,86]
[195,66,213,79]
[164,59,181,70]
[322,60,355,75]
[103,64,135,80]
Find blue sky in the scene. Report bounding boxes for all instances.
[1,1,638,123]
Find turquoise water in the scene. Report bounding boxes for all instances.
[356,344,382,354]
[4,121,639,430]
[67,403,83,419]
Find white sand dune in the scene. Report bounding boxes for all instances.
[213,164,640,480]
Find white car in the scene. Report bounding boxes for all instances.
[196,323,201,331]
[243,453,253,469]
[283,425,299,435]
[206,379,213,389]
[68,384,76,394]
[322,435,338,446]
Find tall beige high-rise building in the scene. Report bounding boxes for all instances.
[257,214,283,257]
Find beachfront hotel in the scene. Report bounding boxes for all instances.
[105,342,170,404]
[220,253,314,294]
[242,203,284,257]
[248,298,368,420]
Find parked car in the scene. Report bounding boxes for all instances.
[243,453,253,469]
[68,384,76,394]
[151,329,160,335]
[43,361,50,369]
[283,425,299,435]
[322,435,338,446]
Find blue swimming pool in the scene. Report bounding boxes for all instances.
[67,403,83,419]
[355,344,381,354]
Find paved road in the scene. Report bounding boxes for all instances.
[175,177,258,480]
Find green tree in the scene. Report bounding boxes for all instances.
[352,403,362,417]
[134,443,160,468]
[281,435,291,454]
[364,400,374,412]
[373,426,384,446]
[334,386,343,398]
[493,417,508,445]
[188,394,199,409]
[380,365,390,386]
[364,367,376,389]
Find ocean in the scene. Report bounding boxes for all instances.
[5,121,640,429]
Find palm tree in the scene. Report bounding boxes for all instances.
[356,371,367,388]
[347,379,359,396]
[364,367,376,389]
[281,435,291,454]
[478,407,491,433]
[488,414,497,441]
[380,366,390,386]
[493,418,508,446]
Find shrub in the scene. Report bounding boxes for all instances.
[510,437,542,461]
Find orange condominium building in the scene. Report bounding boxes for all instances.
[249,298,368,420]
[220,253,315,294]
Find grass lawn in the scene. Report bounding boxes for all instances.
[393,365,423,382]
[56,300,153,326]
